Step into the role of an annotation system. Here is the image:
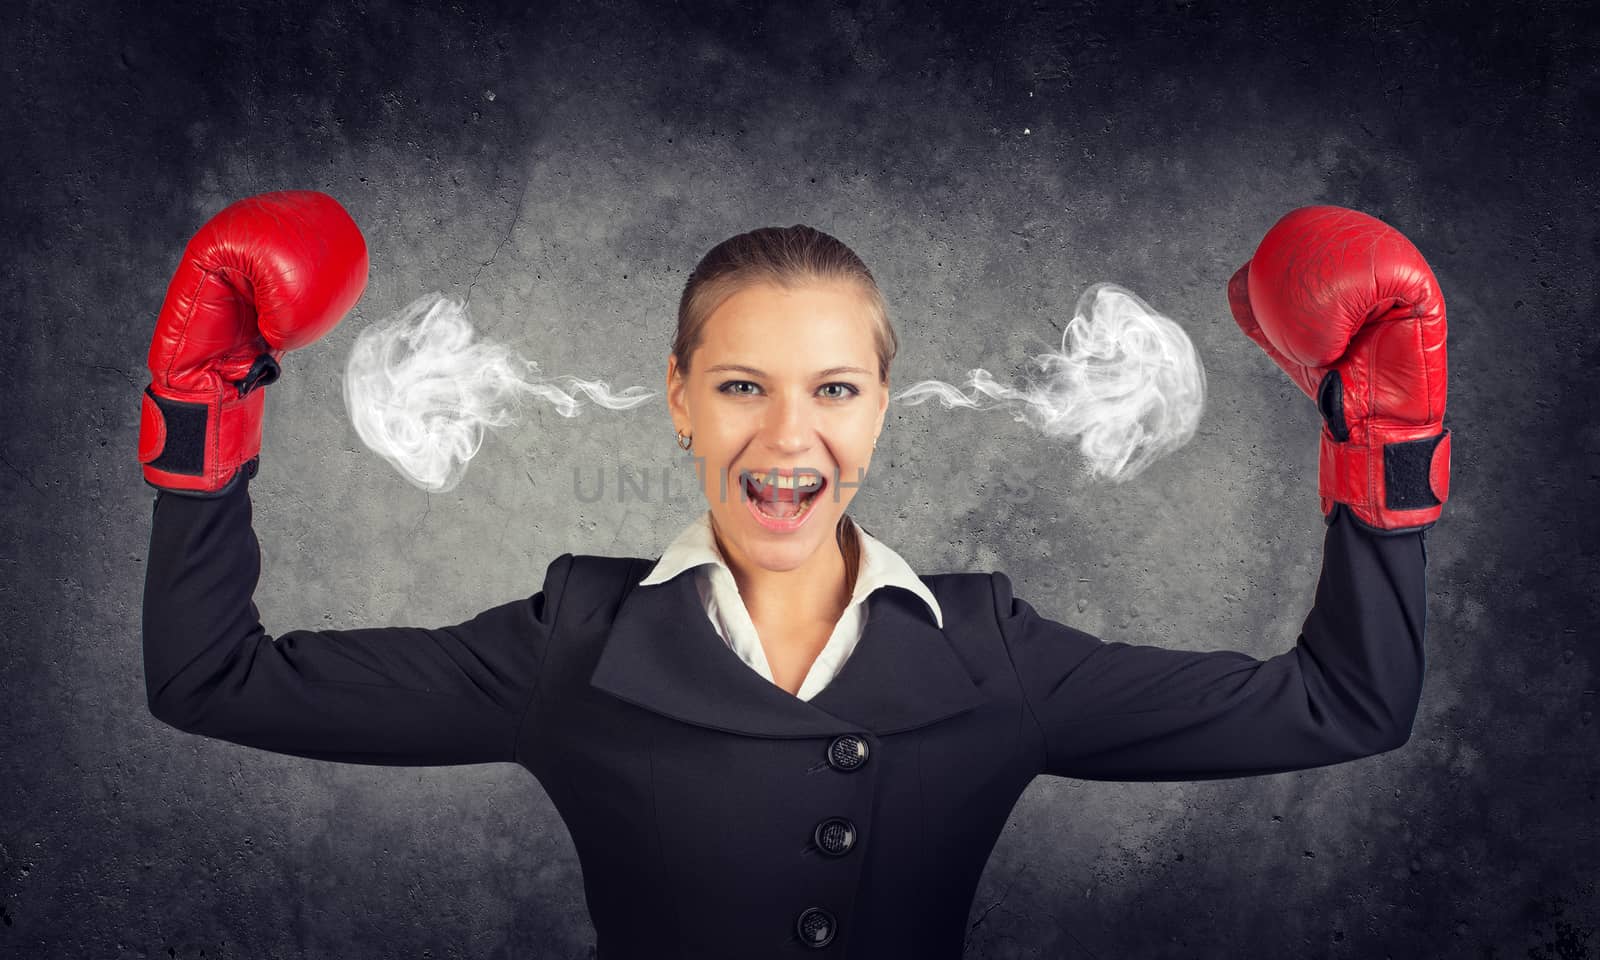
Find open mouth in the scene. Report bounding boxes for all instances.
[740,469,828,521]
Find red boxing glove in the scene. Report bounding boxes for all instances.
[1228,205,1451,534]
[138,191,369,495]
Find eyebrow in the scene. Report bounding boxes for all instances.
[704,363,873,378]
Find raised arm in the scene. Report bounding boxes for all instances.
[996,505,1427,781]
[999,205,1450,782]
[136,190,571,766]
[144,474,574,765]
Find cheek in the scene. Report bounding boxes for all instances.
[696,420,748,459]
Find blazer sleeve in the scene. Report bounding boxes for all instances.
[142,475,575,766]
[994,505,1429,782]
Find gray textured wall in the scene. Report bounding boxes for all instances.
[3,0,1595,957]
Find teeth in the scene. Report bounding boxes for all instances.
[745,472,823,490]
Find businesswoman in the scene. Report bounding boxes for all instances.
[140,192,1449,958]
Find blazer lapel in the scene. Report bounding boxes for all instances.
[589,562,986,738]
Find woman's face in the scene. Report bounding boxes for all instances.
[667,279,889,576]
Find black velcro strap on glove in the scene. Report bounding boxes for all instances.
[143,387,207,477]
[1384,431,1447,510]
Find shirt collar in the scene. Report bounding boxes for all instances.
[637,511,944,629]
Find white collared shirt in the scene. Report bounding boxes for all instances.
[637,512,945,702]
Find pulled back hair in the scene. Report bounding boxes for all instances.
[673,224,898,592]
[671,225,898,382]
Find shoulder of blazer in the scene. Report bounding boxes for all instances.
[918,570,995,591]
[557,552,658,621]
[917,569,1002,619]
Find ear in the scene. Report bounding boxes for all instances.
[876,375,889,434]
[667,353,690,430]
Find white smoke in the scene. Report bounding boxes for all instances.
[893,283,1206,482]
[342,293,656,493]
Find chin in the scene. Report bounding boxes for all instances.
[746,548,814,574]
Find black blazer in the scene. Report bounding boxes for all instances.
[143,478,1428,959]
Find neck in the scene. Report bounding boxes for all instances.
[712,517,857,626]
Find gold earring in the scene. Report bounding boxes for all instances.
[675,429,693,450]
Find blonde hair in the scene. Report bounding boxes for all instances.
[673,224,897,591]
[671,225,898,382]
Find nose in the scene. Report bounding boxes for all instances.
[760,391,815,453]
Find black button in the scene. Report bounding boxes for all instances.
[813,817,856,856]
[827,734,869,771]
[795,906,836,948]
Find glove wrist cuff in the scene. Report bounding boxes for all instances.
[139,381,265,494]
[1318,425,1451,533]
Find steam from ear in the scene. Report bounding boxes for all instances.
[892,283,1206,482]
[342,293,655,493]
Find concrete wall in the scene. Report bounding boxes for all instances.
[2,0,1593,956]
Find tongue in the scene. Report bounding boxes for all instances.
[759,498,804,519]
